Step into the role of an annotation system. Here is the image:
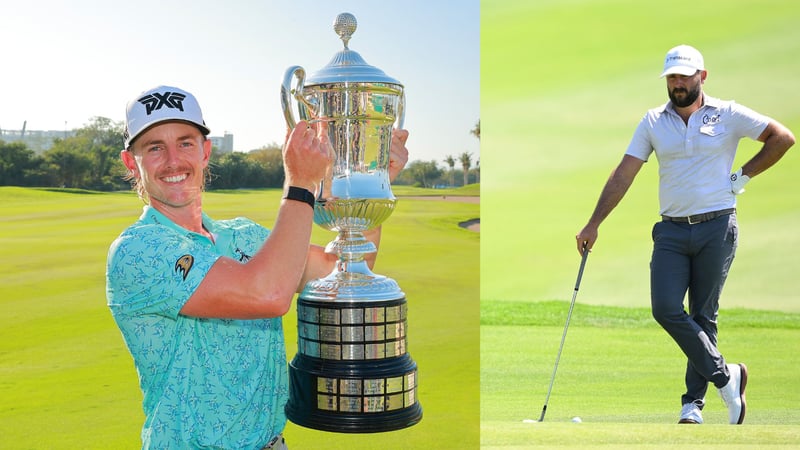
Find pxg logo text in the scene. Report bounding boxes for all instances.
[138,92,187,115]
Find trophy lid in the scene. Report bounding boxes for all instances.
[305,13,402,86]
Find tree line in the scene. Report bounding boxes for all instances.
[0,118,480,190]
[395,120,480,188]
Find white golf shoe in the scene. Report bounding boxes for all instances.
[717,363,747,424]
[678,399,704,424]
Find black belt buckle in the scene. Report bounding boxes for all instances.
[687,213,704,225]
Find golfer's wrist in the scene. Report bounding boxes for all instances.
[283,186,315,209]
[730,168,750,194]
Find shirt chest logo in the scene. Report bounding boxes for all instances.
[175,255,194,281]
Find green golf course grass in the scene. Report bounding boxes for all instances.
[480,0,800,447]
[481,301,800,448]
[0,186,478,449]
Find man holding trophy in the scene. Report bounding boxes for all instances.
[106,82,408,448]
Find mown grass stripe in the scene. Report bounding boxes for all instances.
[481,300,800,329]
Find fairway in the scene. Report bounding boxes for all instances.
[480,0,800,447]
[0,187,479,449]
[481,301,800,448]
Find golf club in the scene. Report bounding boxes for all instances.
[538,243,589,422]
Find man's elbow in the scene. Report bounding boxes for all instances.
[767,122,796,150]
[272,298,293,317]
[784,128,796,149]
[261,291,295,317]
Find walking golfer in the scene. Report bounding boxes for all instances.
[576,45,795,424]
[106,85,409,448]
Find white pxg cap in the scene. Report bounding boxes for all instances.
[124,85,210,149]
[660,45,705,78]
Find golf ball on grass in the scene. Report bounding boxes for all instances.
[571,416,582,423]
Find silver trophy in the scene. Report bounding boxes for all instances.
[281,12,422,433]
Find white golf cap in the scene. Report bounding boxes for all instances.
[124,85,210,148]
[660,45,705,78]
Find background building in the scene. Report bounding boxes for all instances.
[1,123,234,154]
[0,124,76,153]
[209,132,234,153]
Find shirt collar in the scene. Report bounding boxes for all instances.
[138,205,217,237]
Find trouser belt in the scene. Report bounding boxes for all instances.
[661,208,735,225]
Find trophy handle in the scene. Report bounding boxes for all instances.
[396,89,405,129]
[281,66,306,128]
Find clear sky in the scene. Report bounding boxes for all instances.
[1,0,479,164]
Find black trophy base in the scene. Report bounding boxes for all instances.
[285,353,423,433]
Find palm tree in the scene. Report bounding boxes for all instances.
[460,152,473,186]
[444,155,456,187]
[469,120,480,184]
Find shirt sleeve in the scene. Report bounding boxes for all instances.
[106,225,221,319]
[625,112,655,162]
[728,101,770,140]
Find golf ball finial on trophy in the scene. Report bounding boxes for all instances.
[280,12,422,433]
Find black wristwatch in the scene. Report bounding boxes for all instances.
[283,186,315,209]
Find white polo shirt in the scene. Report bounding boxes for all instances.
[625,94,769,217]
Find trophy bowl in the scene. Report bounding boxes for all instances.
[280,12,422,433]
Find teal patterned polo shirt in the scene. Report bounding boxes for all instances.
[106,206,287,449]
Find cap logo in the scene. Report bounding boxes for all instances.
[667,55,695,63]
[138,91,187,115]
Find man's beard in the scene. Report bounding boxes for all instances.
[668,84,701,108]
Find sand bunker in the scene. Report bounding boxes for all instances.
[401,196,480,232]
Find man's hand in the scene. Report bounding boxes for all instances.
[389,128,410,182]
[730,168,750,195]
[575,225,597,256]
[283,120,333,192]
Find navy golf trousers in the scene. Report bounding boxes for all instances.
[650,212,738,407]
